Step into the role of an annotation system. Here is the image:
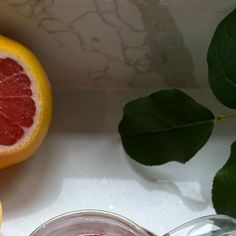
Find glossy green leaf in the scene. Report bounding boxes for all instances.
[119,89,215,165]
[208,8,236,109]
[212,141,236,218]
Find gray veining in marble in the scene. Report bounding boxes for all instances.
[0,0,235,88]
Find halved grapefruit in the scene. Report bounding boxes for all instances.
[0,35,52,169]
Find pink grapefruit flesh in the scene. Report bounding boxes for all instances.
[0,58,36,146]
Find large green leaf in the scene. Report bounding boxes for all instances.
[208,8,236,109]
[212,141,236,218]
[119,89,215,165]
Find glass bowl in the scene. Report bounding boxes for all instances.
[30,210,151,236]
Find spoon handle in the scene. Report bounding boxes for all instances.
[162,214,236,236]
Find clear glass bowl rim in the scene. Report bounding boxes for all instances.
[30,209,151,236]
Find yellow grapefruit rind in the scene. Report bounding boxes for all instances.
[0,36,52,169]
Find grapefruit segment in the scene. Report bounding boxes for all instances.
[0,114,23,146]
[0,73,32,97]
[0,97,36,128]
[0,35,52,169]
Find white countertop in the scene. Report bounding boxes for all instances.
[0,89,235,236]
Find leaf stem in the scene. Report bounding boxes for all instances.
[215,114,236,121]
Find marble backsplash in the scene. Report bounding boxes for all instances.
[0,0,235,89]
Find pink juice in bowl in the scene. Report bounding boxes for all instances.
[30,210,150,236]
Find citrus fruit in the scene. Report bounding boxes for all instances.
[0,35,52,169]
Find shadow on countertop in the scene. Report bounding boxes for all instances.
[0,89,235,225]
